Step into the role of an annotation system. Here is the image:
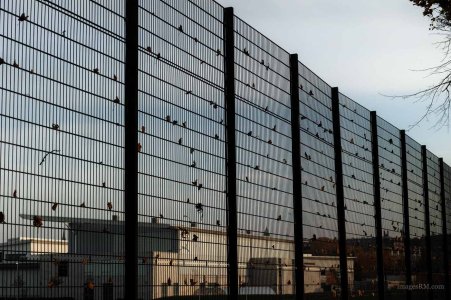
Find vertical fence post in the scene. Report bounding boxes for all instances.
[439,158,450,299]
[331,87,349,299]
[400,130,412,300]
[223,7,238,299]
[289,54,304,300]
[124,0,139,299]
[421,145,433,300]
[370,112,385,300]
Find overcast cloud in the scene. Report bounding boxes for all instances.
[216,0,451,162]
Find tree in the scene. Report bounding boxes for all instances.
[410,1,451,30]
[405,1,451,127]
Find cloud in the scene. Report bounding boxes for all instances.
[216,0,450,162]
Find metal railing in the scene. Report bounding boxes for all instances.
[0,1,450,300]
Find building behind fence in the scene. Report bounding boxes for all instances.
[0,0,450,299]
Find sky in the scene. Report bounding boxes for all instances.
[216,0,451,163]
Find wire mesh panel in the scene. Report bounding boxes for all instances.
[406,136,428,295]
[338,94,377,298]
[233,16,295,297]
[2,1,451,299]
[426,150,446,298]
[0,0,126,299]
[445,163,451,290]
[376,116,406,298]
[136,0,229,298]
[298,63,344,298]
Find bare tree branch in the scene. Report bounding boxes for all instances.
[387,2,451,129]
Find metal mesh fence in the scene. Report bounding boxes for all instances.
[445,163,451,290]
[405,136,428,296]
[233,16,295,297]
[136,0,227,298]
[425,151,446,299]
[298,62,342,298]
[338,93,377,298]
[0,0,450,300]
[0,0,126,298]
[376,116,406,298]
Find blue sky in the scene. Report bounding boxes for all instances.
[216,0,451,163]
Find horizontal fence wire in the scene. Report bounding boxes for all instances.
[0,0,450,299]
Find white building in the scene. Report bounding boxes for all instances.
[0,216,354,299]
[0,237,68,257]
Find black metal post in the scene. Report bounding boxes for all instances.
[439,158,450,299]
[421,145,433,300]
[370,112,385,300]
[223,7,238,299]
[331,87,349,300]
[124,0,139,299]
[400,130,412,300]
[289,54,304,300]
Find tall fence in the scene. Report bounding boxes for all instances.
[0,1,450,300]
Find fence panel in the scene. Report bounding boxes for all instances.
[445,163,451,291]
[297,63,343,298]
[136,0,229,298]
[232,15,295,297]
[0,0,126,299]
[1,1,451,299]
[405,135,428,298]
[338,94,377,298]
[425,150,446,299]
[376,117,406,298]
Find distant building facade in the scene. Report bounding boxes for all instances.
[0,218,355,299]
